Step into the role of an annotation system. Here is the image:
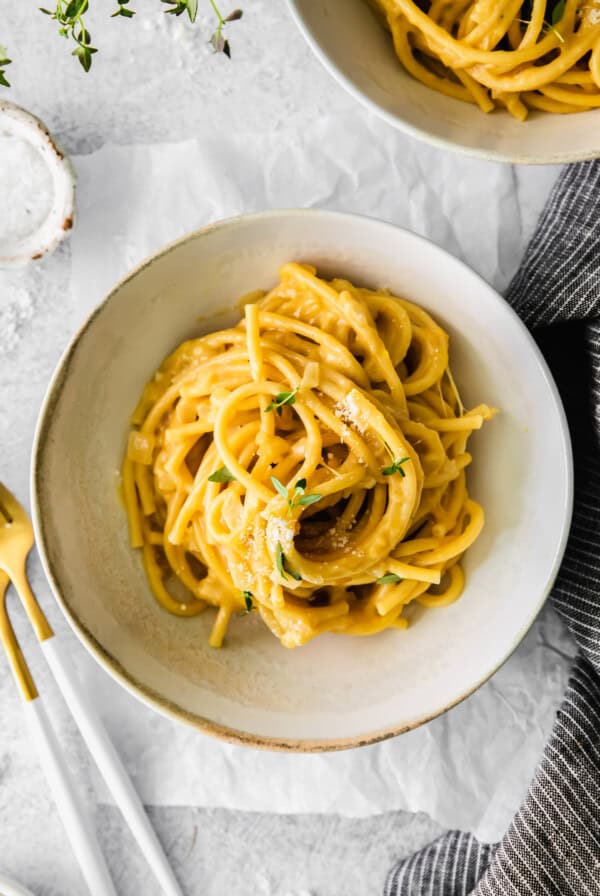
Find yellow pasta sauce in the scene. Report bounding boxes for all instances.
[123,264,495,648]
[370,0,600,119]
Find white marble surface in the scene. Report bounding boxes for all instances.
[0,3,572,894]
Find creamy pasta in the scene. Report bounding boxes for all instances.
[370,0,600,119]
[123,264,495,648]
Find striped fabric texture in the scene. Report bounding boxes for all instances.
[385,160,600,896]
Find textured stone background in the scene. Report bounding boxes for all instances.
[1,5,445,893]
[0,2,559,893]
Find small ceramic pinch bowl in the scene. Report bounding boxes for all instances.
[287,0,600,164]
[32,210,573,751]
[0,100,75,267]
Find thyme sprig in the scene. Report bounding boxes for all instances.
[208,2,243,57]
[519,0,566,43]
[40,0,98,73]
[276,543,302,582]
[162,0,198,21]
[381,440,410,478]
[240,590,254,614]
[208,466,236,483]
[551,0,566,24]
[0,46,11,87]
[112,0,135,18]
[265,388,298,416]
[1,0,243,86]
[271,475,322,515]
[382,457,410,478]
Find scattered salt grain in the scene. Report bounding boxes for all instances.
[0,284,36,354]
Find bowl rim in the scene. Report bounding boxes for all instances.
[286,0,600,166]
[31,208,574,752]
[0,873,36,896]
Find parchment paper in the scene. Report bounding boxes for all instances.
[69,111,575,842]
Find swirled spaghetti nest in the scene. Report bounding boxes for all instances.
[123,263,495,648]
[370,0,600,119]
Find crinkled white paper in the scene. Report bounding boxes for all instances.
[69,112,574,842]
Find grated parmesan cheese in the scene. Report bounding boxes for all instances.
[265,516,296,555]
[334,390,370,436]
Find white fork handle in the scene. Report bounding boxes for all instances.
[23,698,118,896]
[41,636,184,896]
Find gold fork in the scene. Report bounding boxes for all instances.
[0,487,118,895]
[0,484,184,896]
[0,486,52,642]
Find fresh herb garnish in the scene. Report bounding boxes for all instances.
[208,466,236,483]
[208,3,243,57]
[265,388,298,416]
[111,0,135,17]
[382,457,410,478]
[0,45,11,87]
[276,543,286,578]
[163,0,242,56]
[546,18,565,41]
[295,486,323,508]
[381,439,410,477]
[276,542,302,581]
[162,0,197,21]
[240,590,254,614]
[551,0,565,24]
[40,0,98,72]
[0,0,243,87]
[519,1,565,43]
[376,573,402,585]
[270,475,322,515]
[271,475,289,499]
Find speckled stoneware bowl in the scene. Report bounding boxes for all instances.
[0,100,75,267]
[32,210,572,751]
[287,0,600,164]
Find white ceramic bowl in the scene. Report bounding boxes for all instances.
[287,0,600,164]
[0,100,75,267]
[0,872,36,896]
[32,210,572,751]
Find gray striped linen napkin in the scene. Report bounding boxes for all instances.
[385,160,600,896]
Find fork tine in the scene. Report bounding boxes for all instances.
[0,482,28,525]
[0,499,11,524]
[0,570,38,700]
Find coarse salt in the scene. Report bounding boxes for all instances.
[0,134,54,250]
[0,284,36,355]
